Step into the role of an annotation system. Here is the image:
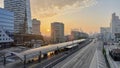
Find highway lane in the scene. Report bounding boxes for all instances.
[53,39,97,68]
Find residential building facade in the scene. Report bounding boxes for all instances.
[51,22,64,43]
[111,13,120,42]
[100,27,111,42]
[32,19,41,35]
[71,30,89,40]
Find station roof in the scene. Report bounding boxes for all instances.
[11,39,86,61]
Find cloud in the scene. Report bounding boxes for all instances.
[30,0,97,18]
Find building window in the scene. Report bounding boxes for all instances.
[3,34,5,36]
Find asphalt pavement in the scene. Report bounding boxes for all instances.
[53,39,97,68]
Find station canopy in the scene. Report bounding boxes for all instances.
[10,39,85,61]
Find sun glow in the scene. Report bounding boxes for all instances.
[47,29,50,32]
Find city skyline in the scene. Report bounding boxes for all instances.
[0,0,120,36]
[4,0,32,34]
[1,0,120,68]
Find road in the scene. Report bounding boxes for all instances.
[53,39,97,68]
[89,41,108,68]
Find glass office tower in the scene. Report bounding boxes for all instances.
[0,8,14,48]
[4,0,32,34]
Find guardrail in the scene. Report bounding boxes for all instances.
[103,45,111,68]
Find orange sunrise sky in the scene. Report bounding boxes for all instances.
[1,0,120,36]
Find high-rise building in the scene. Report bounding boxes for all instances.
[51,22,64,43]
[111,13,120,34]
[100,27,111,42]
[71,30,88,40]
[71,30,80,40]
[110,13,120,41]
[0,8,14,48]
[32,19,41,35]
[4,0,32,34]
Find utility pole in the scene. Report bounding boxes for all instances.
[24,55,26,68]
[3,55,6,66]
[38,51,41,62]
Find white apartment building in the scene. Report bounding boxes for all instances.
[110,13,120,41]
[100,27,111,42]
[111,13,120,34]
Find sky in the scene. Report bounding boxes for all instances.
[0,0,120,36]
